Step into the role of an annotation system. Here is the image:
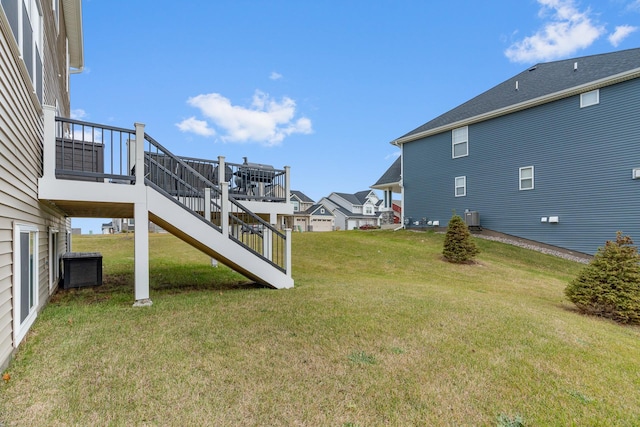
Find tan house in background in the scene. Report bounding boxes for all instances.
[289,190,335,232]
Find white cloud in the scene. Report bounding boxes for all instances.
[70,109,87,120]
[608,24,638,46]
[505,0,605,63]
[269,71,283,80]
[178,90,312,146]
[627,0,640,12]
[176,117,215,137]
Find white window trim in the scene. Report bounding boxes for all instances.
[452,126,469,159]
[455,176,466,197]
[580,89,599,108]
[13,222,39,345]
[519,166,534,191]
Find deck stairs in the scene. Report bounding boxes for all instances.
[38,110,293,301]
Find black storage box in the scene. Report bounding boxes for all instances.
[62,252,103,289]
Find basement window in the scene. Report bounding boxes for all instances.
[580,89,599,108]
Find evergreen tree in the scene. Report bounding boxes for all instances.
[442,214,479,263]
[565,232,640,324]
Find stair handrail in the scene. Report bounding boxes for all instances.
[143,133,288,272]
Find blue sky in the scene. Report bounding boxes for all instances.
[71,0,640,233]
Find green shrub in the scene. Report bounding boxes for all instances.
[442,214,479,263]
[565,232,640,324]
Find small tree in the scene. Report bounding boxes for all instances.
[565,232,640,324]
[442,214,479,263]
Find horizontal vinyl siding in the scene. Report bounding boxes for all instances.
[0,3,69,369]
[404,78,640,254]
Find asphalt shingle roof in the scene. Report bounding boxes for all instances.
[373,156,401,186]
[396,47,640,141]
[291,190,314,203]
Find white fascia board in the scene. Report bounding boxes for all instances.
[62,0,84,70]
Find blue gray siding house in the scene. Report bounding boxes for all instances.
[392,48,640,255]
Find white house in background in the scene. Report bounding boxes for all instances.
[0,0,83,371]
[102,221,114,234]
[319,190,381,230]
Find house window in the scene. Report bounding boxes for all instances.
[580,89,599,108]
[292,200,299,212]
[455,176,466,197]
[320,208,325,214]
[14,223,39,344]
[519,166,534,190]
[0,0,43,103]
[452,126,468,158]
[365,206,373,215]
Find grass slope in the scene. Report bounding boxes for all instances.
[1,231,639,426]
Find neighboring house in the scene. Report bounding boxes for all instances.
[371,156,402,227]
[1,0,83,370]
[102,222,114,234]
[289,190,335,232]
[110,218,164,233]
[112,218,135,233]
[290,190,315,215]
[319,190,381,230]
[391,48,640,255]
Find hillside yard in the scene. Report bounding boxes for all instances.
[1,230,639,426]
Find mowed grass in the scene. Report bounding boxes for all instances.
[1,230,639,426]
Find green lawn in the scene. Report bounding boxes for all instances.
[1,230,639,426]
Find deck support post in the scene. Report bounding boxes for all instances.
[285,228,292,277]
[133,201,151,305]
[204,187,218,267]
[263,228,272,262]
[221,182,229,237]
[133,122,151,306]
[204,188,212,220]
[284,166,291,205]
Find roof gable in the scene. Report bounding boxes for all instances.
[307,204,334,216]
[291,190,314,203]
[331,192,362,206]
[395,48,640,144]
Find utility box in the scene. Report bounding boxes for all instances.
[62,252,103,289]
[464,211,480,227]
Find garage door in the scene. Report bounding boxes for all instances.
[311,219,333,232]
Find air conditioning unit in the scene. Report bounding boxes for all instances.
[464,211,480,227]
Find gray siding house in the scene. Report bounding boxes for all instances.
[392,48,640,255]
[319,190,381,230]
[1,0,83,370]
